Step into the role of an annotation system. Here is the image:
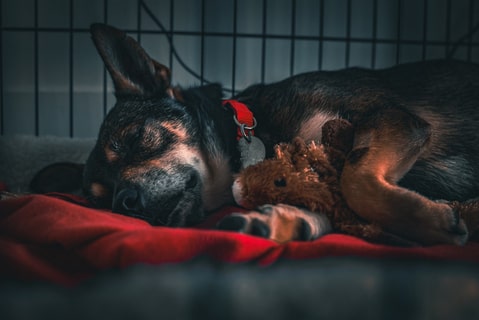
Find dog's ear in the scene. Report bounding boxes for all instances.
[30,162,84,194]
[90,23,171,98]
[198,83,224,102]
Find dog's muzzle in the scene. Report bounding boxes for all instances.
[112,167,203,226]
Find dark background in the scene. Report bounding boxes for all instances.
[1,0,479,137]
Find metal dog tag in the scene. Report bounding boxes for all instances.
[238,136,266,169]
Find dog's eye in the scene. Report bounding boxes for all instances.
[109,141,121,152]
[274,178,287,187]
[104,141,122,162]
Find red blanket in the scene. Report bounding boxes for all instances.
[1,193,478,286]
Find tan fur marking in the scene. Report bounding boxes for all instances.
[104,145,118,162]
[268,208,300,243]
[91,182,109,198]
[299,112,338,141]
[341,127,468,245]
[167,87,185,102]
[162,122,188,142]
[146,144,204,169]
[121,143,207,181]
[141,121,188,150]
[173,88,184,102]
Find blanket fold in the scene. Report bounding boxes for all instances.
[1,193,478,285]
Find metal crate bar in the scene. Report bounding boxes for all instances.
[1,0,479,138]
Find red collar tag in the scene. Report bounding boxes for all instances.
[222,100,257,141]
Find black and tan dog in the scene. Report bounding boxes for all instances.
[77,23,479,245]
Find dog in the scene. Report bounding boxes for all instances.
[81,23,479,245]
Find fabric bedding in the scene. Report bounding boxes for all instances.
[1,191,478,286]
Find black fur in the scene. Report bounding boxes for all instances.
[236,61,479,201]
[82,24,479,244]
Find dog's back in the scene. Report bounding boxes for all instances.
[236,60,479,202]
[73,24,479,245]
[391,61,479,201]
[223,59,479,245]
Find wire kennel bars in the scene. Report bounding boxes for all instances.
[1,0,479,137]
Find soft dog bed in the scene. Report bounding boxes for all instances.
[2,191,479,283]
[1,135,479,318]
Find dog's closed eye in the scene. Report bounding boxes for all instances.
[109,140,121,152]
[105,141,121,162]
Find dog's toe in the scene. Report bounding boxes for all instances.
[217,214,271,239]
[443,206,469,245]
[421,202,470,245]
[447,218,468,246]
[448,219,468,235]
[250,219,271,238]
[297,218,312,241]
[216,214,247,232]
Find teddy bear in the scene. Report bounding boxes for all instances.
[232,119,479,244]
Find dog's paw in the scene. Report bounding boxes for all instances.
[216,213,271,238]
[417,201,469,246]
[441,204,468,245]
[216,204,332,243]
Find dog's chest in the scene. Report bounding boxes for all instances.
[298,112,339,142]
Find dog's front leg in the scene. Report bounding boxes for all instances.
[340,109,468,245]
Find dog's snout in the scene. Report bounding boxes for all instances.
[110,167,203,226]
[113,188,145,215]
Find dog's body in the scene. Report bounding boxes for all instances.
[84,24,479,245]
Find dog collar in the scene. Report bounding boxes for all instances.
[222,99,257,141]
[222,99,265,169]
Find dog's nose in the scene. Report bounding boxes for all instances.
[111,167,202,226]
[112,188,145,215]
[112,186,183,225]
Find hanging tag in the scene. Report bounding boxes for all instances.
[238,136,266,169]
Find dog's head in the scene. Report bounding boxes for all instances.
[83,24,233,226]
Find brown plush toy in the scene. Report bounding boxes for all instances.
[232,119,479,244]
